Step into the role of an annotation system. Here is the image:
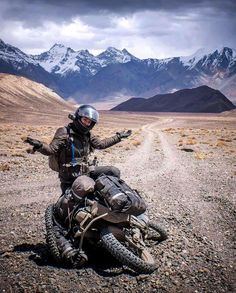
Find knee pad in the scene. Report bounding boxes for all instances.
[110,166,120,178]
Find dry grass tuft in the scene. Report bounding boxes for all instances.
[163,128,173,132]
[163,128,177,134]
[228,149,235,154]
[11,152,26,158]
[194,152,207,160]
[177,139,183,146]
[132,140,141,147]
[0,163,10,171]
[186,138,197,145]
[216,140,228,147]
[218,138,232,142]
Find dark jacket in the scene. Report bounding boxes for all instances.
[38,124,121,183]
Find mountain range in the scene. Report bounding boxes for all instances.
[0,39,236,105]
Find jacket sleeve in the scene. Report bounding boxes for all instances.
[37,127,68,156]
[90,133,121,150]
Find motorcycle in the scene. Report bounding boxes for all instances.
[45,187,168,274]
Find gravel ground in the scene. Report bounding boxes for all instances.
[0,113,235,293]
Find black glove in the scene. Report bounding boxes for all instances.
[116,129,132,139]
[24,137,43,150]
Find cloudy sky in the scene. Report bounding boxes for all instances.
[1,0,236,59]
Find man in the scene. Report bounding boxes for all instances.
[25,104,131,193]
[24,105,132,265]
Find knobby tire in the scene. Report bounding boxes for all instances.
[45,204,62,263]
[100,227,157,274]
[148,222,168,242]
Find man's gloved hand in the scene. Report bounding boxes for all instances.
[116,129,132,139]
[24,137,43,150]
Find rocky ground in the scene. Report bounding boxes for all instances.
[0,111,235,293]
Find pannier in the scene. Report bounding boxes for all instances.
[95,175,147,216]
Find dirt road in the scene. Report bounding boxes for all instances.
[0,116,235,292]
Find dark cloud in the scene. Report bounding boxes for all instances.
[1,0,236,27]
[0,0,236,58]
[18,0,236,12]
[1,1,74,28]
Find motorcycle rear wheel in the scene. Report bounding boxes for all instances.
[45,204,62,263]
[100,227,157,274]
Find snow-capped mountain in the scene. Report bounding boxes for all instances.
[0,39,58,90]
[180,47,236,75]
[97,47,138,66]
[32,43,101,76]
[31,44,137,76]
[0,39,38,66]
[0,39,236,104]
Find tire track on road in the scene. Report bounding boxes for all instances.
[122,121,235,271]
[118,119,173,177]
[119,120,232,254]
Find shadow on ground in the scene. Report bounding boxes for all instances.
[13,242,137,277]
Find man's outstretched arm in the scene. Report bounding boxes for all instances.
[90,130,132,149]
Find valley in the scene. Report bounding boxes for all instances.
[0,110,235,292]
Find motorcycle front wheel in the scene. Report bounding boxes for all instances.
[45,204,62,263]
[147,222,168,242]
[100,227,157,274]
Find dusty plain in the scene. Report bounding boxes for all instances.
[0,110,236,293]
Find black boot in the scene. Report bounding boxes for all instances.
[54,227,88,266]
[54,227,76,258]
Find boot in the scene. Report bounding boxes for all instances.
[54,228,88,266]
[54,227,77,260]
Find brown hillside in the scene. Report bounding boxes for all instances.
[0,73,74,124]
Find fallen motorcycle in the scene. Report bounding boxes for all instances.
[45,177,168,274]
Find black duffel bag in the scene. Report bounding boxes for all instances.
[95,175,147,216]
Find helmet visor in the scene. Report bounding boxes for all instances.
[79,106,99,123]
